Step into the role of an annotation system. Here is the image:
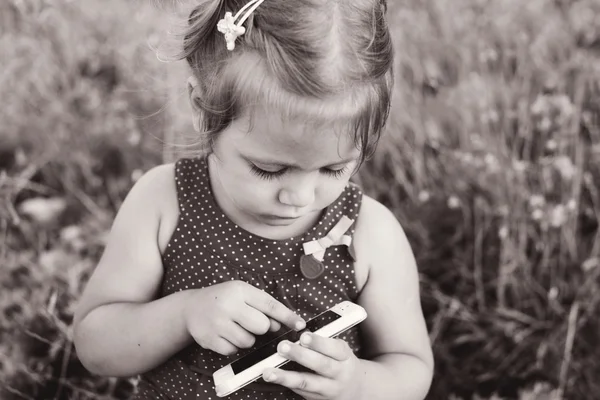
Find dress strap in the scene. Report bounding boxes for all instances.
[173,158,203,214]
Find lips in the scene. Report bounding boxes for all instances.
[265,215,300,220]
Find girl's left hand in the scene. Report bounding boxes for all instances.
[261,332,363,400]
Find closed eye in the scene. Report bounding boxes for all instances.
[248,164,351,181]
[321,166,349,178]
[249,164,287,180]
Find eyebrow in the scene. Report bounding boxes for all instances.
[242,154,358,168]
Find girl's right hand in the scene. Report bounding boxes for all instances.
[183,280,306,356]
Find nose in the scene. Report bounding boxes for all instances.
[278,175,316,209]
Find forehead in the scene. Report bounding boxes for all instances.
[223,106,359,167]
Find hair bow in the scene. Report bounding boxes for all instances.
[300,216,355,279]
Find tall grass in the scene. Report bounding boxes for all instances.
[355,0,600,398]
[1,1,168,398]
[1,0,599,399]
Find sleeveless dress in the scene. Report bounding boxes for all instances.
[133,157,364,400]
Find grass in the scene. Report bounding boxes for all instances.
[1,0,599,398]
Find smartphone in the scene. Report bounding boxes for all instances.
[213,301,367,397]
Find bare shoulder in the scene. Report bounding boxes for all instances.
[73,162,177,327]
[134,163,177,209]
[353,194,412,289]
[129,163,179,251]
[354,194,401,239]
[150,163,180,252]
[103,162,177,248]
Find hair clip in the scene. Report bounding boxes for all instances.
[217,0,265,51]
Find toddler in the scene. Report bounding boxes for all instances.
[73,0,434,399]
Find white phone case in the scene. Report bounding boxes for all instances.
[213,301,367,397]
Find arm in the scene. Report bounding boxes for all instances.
[73,164,192,377]
[353,195,434,399]
[259,195,434,399]
[73,164,306,377]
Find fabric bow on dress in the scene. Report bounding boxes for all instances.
[300,216,355,279]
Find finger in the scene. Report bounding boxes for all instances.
[208,337,238,356]
[269,318,281,332]
[262,368,333,398]
[223,322,256,349]
[277,340,340,379]
[235,305,271,335]
[299,333,352,361]
[243,287,305,331]
[292,388,327,400]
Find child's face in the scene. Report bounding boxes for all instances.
[208,106,360,230]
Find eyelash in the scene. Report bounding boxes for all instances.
[249,165,349,181]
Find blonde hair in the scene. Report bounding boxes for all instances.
[180,0,394,165]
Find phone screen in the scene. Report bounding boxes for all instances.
[231,310,342,374]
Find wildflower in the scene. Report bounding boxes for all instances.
[418,190,430,203]
[60,225,82,243]
[548,287,559,300]
[60,225,85,252]
[425,120,442,148]
[531,209,544,221]
[531,94,576,133]
[462,152,474,165]
[447,196,461,209]
[592,142,600,157]
[566,199,577,211]
[539,117,552,132]
[529,194,545,208]
[553,156,577,180]
[531,95,548,116]
[582,258,599,272]
[498,225,509,239]
[15,147,27,167]
[449,298,461,313]
[479,48,498,64]
[545,139,558,151]
[470,133,484,149]
[550,205,567,227]
[484,153,499,172]
[18,197,67,225]
[128,131,141,146]
[131,169,144,182]
[555,94,575,122]
[482,110,499,124]
[513,160,527,173]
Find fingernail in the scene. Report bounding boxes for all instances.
[301,332,311,345]
[265,372,276,382]
[295,320,305,330]
[279,342,290,353]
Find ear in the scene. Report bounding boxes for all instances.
[187,75,202,132]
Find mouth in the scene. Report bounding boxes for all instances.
[263,214,302,221]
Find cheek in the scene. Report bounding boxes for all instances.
[241,178,279,203]
[318,180,349,204]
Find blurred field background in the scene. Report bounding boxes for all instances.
[1,0,600,399]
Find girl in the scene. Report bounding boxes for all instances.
[73,0,434,399]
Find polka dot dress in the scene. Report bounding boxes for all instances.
[133,158,364,400]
